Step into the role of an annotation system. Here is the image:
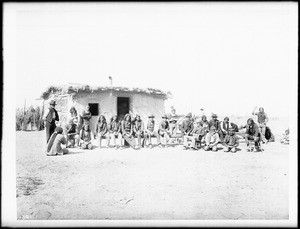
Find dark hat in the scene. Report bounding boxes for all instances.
[148,114,155,118]
[50,100,56,105]
[161,114,168,119]
[212,113,218,118]
[186,112,192,117]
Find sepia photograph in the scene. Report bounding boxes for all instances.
[2,2,298,227]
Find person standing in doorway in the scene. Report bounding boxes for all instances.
[43,100,59,143]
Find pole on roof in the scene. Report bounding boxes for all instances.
[108,76,113,87]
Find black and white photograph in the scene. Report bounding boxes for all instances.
[2,2,298,227]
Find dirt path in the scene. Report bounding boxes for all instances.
[16,131,289,220]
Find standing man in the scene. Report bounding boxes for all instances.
[252,106,269,143]
[43,100,59,143]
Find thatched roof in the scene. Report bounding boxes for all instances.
[41,84,172,100]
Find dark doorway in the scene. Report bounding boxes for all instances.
[117,97,130,121]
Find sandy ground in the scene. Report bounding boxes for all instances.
[16,130,289,220]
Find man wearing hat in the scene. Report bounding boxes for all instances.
[43,100,59,143]
[208,113,223,142]
[222,127,239,153]
[158,114,170,147]
[180,112,194,136]
[144,114,162,148]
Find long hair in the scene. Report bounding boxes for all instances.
[70,106,77,116]
[46,126,63,153]
[97,115,106,123]
[110,115,118,123]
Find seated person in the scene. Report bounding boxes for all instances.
[180,113,194,136]
[79,124,93,150]
[121,114,137,149]
[230,122,239,133]
[80,105,92,126]
[280,128,289,145]
[107,115,122,149]
[158,114,170,147]
[65,119,79,148]
[132,114,145,149]
[220,117,230,139]
[94,115,108,148]
[241,118,261,152]
[46,126,68,156]
[144,114,162,148]
[183,118,205,150]
[199,115,210,141]
[208,113,223,142]
[223,127,239,153]
[204,126,220,151]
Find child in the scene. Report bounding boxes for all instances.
[144,114,162,148]
[79,124,93,150]
[158,114,170,147]
[46,126,68,156]
[133,114,145,149]
[107,115,122,149]
[121,114,137,149]
[204,126,220,151]
[66,119,79,148]
[94,115,108,148]
[223,127,239,153]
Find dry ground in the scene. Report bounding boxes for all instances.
[16,130,289,220]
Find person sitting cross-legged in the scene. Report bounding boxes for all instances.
[79,124,93,150]
[204,126,220,152]
[223,127,239,153]
[46,126,69,156]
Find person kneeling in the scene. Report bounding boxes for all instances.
[46,126,69,156]
[79,124,93,150]
[223,128,239,153]
[204,126,220,151]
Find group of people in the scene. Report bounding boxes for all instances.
[44,100,273,156]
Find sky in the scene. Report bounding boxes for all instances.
[5,2,298,117]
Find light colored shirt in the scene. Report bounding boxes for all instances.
[205,132,220,145]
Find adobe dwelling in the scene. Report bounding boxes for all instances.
[41,84,172,130]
